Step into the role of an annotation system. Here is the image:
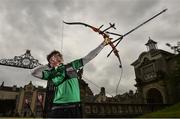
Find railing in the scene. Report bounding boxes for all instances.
[81,102,170,118]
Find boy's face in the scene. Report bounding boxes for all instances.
[49,54,63,67]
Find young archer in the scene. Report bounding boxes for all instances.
[32,39,109,118]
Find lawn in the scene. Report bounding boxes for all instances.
[140,102,180,118]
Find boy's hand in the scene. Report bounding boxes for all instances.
[103,37,112,46]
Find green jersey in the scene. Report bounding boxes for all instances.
[42,59,83,104]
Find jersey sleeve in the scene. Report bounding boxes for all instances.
[42,70,51,80]
[42,66,66,86]
[71,59,84,70]
[51,72,65,86]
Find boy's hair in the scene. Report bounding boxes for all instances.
[47,50,62,62]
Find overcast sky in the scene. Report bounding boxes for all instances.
[0,0,179,96]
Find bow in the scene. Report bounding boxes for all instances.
[63,21,122,68]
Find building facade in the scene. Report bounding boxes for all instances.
[0,78,94,117]
[131,38,180,104]
[0,81,46,117]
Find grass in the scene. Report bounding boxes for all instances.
[140,103,180,118]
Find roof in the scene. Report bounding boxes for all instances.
[0,85,20,92]
[131,49,174,66]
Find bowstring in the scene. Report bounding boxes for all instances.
[115,66,123,95]
[82,75,114,97]
[61,20,64,54]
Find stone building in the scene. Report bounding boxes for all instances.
[114,90,141,104]
[0,83,19,117]
[0,78,94,117]
[131,38,180,104]
[0,81,46,117]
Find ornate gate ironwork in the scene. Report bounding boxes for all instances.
[0,50,41,69]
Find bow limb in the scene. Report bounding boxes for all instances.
[63,21,99,32]
[108,41,122,68]
[116,53,122,68]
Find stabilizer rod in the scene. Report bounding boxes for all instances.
[107,8,168,57]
